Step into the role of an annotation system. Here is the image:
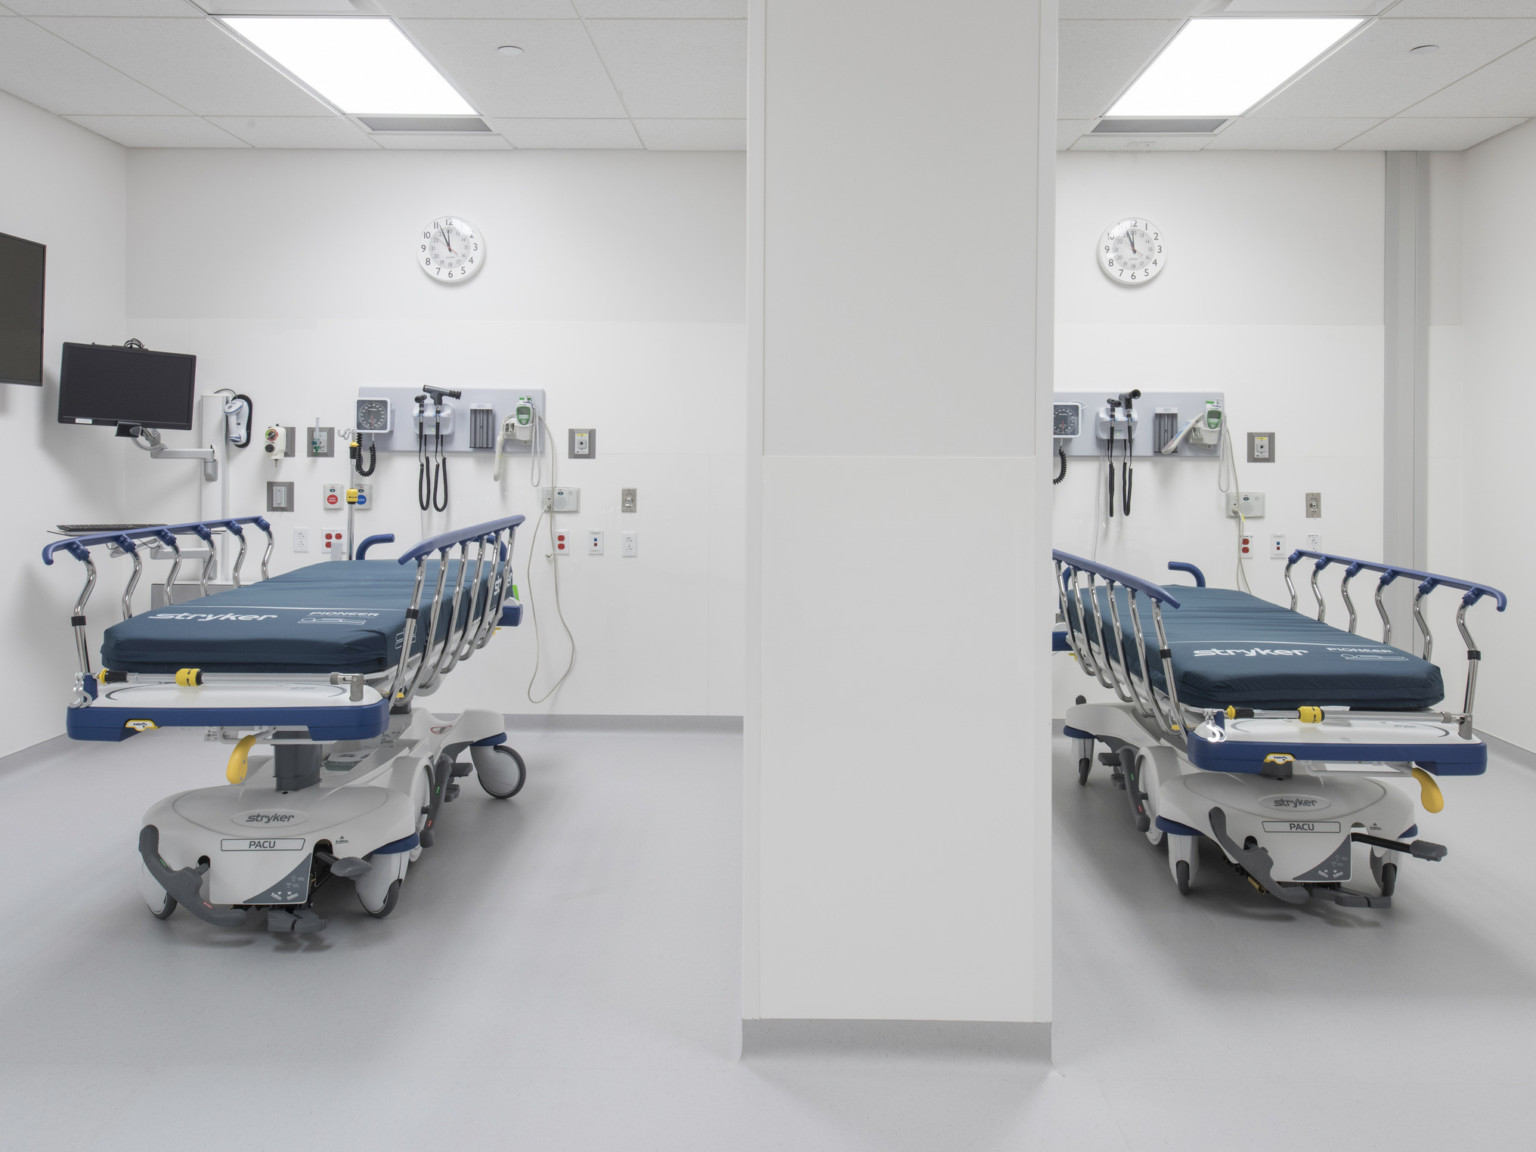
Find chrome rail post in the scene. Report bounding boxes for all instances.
[1127,592,1177,733]
[1413,580,1435,662]
[1310,559,1329,623]
[70,556,97,677]
[400,550,453,705]
[424,542,474,687]
[454,535,493,664]
[1340,563,1361,634]
[121,543,142,621]
[1054,560,1095,672]
[472,530,513,651]
[230,526,248,589]
[257,520,274,580]
[386,560,430,709]
[1065,568,1104,680]
[1151,603,1185,732]
[1456,600,1480,740]
[162,537,184,607]
[1085,574,1135,704]
[1284,555,1299,611]
[1104,582,1153,717]
[1375,573,1395,647]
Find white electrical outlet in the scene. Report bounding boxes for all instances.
[1226,492,1265,519]
[621,531,638,558]
[1269,534,1287,559]
[293,527,310,553]
[1305,533,1322,551]
[587,530,604,555]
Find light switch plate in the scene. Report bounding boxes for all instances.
[266,480,294,512]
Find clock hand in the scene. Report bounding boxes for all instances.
[438,228,453,254]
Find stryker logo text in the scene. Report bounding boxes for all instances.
[149,612,278,622]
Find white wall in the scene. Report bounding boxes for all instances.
[1437,121,1536,751]
[0,91,127,757]
[745,0,1054,1025]
[123,148,746,718]
[1053,151,1386,715]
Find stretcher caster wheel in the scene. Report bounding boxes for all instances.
[139,861,177,919]
[1167,834,1199,894]
[474,743,526,799]
[1378,864,1397,897]
[1077,758,1091,786]
[363,879,401,919]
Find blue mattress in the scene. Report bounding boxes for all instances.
[1067,585,1445,711]
[102,559,496,674]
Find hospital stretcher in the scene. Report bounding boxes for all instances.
[43,513,527,932]
[1054,548,1507,907]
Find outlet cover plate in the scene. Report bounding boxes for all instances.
[621,487,637,513]
[1306,491,1322,518]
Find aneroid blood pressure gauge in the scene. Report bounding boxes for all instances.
[355,397,392,434]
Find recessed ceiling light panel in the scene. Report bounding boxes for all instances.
[219,16,475,116]
[1108,18,1361,118]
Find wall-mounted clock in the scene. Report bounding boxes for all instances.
[418,216,483,283]
[1097,218,1164,285]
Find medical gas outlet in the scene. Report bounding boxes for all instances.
[264,425,290,459]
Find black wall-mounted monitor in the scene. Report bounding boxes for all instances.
[0,231,46,386]
[57,342,197,431]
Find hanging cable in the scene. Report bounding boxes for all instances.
[1217,419,1252,593]
[525,412,576,704]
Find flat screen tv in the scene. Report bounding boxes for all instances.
[0,231,45,386]
[58,342,197,431]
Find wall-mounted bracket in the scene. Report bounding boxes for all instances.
[129,425,218,482]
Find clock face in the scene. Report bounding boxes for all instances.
[419,216,483,282]
[1098,218,1164,285]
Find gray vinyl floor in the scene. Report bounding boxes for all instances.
[1,721,1534,1150]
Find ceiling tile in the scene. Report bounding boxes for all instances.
[1340,115,1526,149]
[372,132,513,149]
[1253,18,1536,118]
[1059,19,1182,118]
[65,114,247,146]
[1070,133,1210,150]
[633,117,742,148]
[574,0,744,15]
[1205,115,1380,148]
[1407,38,1536,115]
[1057,119,1097,150]
[1062,0,1199,15]
[380,0,576,15]
[33,16,336,115]
[584,18,745,118]
[0,16,187,114]
[8,1,198,13]
[488,116,641,147]
[206,114,381,147]
[400,18,626,117]
[1384,1,1536,15]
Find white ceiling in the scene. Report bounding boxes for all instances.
[0,0,748,150]
[1060,0,1536,152]
[0,0,1534,151]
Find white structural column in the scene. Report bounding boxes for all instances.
[744,0,1056,1037]
[1384,152,1429,591]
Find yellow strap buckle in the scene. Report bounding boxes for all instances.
[175,668,203,688]
[1297,706,1323,724]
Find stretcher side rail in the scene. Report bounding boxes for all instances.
[1053,550,1186,740]
[387,514,524,712]
[1284,549,1508,739]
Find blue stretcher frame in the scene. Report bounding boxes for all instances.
[46,513,524,742]
[1052,550,1507,775]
